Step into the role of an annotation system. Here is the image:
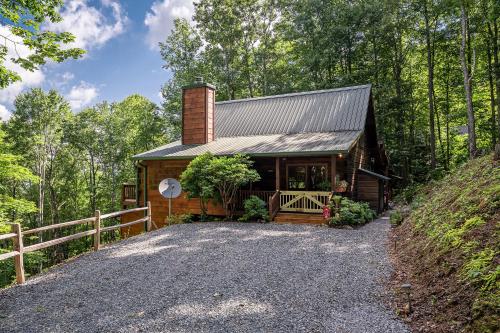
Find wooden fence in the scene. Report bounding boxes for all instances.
[0,202,151,285]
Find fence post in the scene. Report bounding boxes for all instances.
[94,210,101,251]
[146,201,152,232]
[11,223,25,284]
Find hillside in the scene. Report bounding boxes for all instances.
[389,154,499,333]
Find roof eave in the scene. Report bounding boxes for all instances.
[131,149,350,161]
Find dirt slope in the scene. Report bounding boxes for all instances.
[389,154,499,333]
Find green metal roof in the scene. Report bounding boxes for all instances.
[132,131,361,160]
[134,84,372,160]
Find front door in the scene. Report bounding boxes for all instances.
[282,163,331,213]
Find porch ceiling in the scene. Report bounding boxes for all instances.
[132,131,361,160]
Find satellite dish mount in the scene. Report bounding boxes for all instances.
[158,178,182,218]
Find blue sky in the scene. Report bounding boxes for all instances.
[0,0,195,120]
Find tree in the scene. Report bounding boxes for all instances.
[7,88,72,229]
[180,153,216,219]
[0,0,84,88]
[208,154,260,219]
[459,1,477,158]
[0,129,37,232]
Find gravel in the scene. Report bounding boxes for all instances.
[0,217,409,333]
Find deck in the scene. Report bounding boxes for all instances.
[122,185,331,224]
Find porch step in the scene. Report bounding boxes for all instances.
[274,212,326,225]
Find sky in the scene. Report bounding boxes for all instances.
[0,0,196,121]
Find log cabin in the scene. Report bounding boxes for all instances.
[121,78,389,232]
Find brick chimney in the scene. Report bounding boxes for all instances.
[181,77,216,145]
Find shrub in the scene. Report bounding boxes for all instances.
[239,195,269,222]
[390,210,403,226]
[166,214,193,225]
[328,197,376,226]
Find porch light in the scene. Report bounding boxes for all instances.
[338,153,343,158]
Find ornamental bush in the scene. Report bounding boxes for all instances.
[239,195,269,222]
[328,197,376,226]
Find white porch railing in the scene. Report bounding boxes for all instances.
[279,191,331,213]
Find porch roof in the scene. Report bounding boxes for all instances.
[132,131,361,160]
[358,168,390,181]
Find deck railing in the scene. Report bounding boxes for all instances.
[0,202,151,285]
[279,191,331,213]
[236,190,276,210]
[122,183,136,202]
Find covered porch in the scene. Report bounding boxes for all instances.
[121,154,353,222]
[235,154,349,221]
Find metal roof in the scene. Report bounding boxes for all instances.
[134,84,372,160]
[133,131,361,160]
[215,84,371,138]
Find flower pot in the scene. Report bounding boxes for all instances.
[335,187,347,193]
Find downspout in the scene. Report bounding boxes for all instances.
[137,161,148,231]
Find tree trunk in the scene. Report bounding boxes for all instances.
[486,25,497,146]
[459,2,477,158]
[491,19,500,140]
[423,0,437,168]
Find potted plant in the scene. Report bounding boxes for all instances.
[335,180,349,193]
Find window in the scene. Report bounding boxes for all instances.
[287,164,329,190]
[308,165,328,190]
[288,166,306,189]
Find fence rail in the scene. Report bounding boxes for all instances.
[0,202,151,285]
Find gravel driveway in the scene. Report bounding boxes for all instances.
[0,217,408,333]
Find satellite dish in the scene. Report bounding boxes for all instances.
[159,178,182,218]
[159,178,182,199]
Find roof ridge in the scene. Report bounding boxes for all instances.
[216,129,362,139]
[215,84,371,105]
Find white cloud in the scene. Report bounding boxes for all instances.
[144,0,195,50]
[45,0,128,50]
[0,25,45,106]
[0,1,123,110]
[67,81,98,110]
[61,72,75,82]
[0,104,12,122]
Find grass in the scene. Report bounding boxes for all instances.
[391,154,499,333]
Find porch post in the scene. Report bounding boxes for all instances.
[275,157,280,190]
[331,155,337,191]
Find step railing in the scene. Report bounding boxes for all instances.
[0,202,151,285]
[268,190,280,220]
[279,191,331,213]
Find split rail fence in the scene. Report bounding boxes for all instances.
[0,202,151,285]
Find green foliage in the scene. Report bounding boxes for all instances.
[181,154,260,220]
[328,197,376,226]
[401,154,499,331]
[166,214,193,225]
[180,153,215,217]
[207,154,261,220]
[390,210,403,226]
[0,129,37,231]
[0,0,85,88]
[239,195,269,222]
[0,89,164,287]
[462,248,499,291]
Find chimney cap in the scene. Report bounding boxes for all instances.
[195,76,203,83]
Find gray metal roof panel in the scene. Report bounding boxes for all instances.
[133,131,362,160]
[215,84,371,138]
